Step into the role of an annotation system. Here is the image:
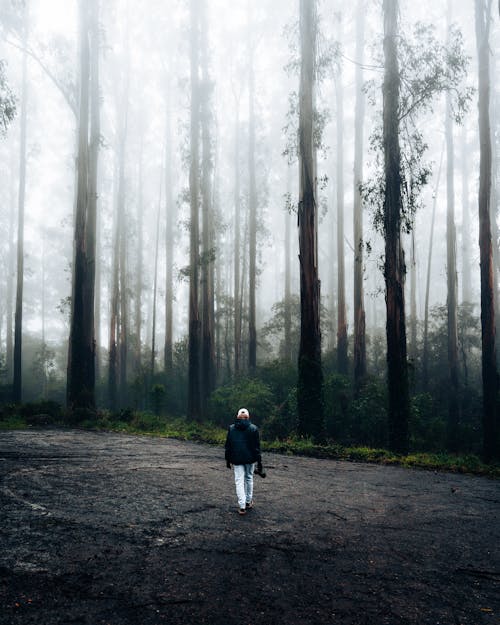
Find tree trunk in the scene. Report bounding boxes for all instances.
[475,0,499,462]
[67,3,97,411]
[409,226,417,364]
[248,11,257,374]
[297,0,324,441]
[6,150,15,384]
[188,0,201,420]
[136,142,144,376]
[108,155,120,411]
[461,125,472,304]
[164,99,174,378]
[200,0,215,413]
[335,14,348,376]
[13,8,28,404]
[422,143,444,390]
[445,17,460,451]
[284,165,292,363]
[234,105,242,376]
[383,0,409,454]
[353,0,367,392]
[151,187,161,379]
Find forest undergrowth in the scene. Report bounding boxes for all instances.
[1,401,498,478]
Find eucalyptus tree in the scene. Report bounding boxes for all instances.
[335,13,348,377]
[247,4,257,375]
[297,0,324,441]
[363,6,471,453]
[188,0,201,420]
[352,0,367,391]
[13,2,28,404]
[475,0,499,461]
[67,0,100,413]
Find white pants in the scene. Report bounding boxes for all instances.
[233,463,255,509]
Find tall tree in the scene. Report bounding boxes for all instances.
[233,100,242,376]
[247,4,257,374]
[445,0,460,451]
[188,0,201,420]
[382,0,409,454]
[200,0,215,413]
[335,13,348,376]
[461,126,472,304]
[475,0,499,461]
[12,2,28,404]
[164,100,175,378]
[297,0,324,441]
[284,165,293,364]
[67,0,100,413]
[6,150,15,384]
[353,0,367,391]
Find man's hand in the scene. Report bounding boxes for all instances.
[226,461,232,469]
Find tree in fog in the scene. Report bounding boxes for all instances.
[297,0,324,441]
[67,0,100,413]
[352,0,367,392]
[382,0,410,454]
[13,2,28,404]
[188,0,201,420]
[475,0,499,461]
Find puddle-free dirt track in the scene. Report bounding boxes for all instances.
[0,429,499,625]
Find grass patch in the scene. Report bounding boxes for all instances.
[1,409,498,478]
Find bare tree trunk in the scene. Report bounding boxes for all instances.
[409,226,417,363]
[353,0,367,392]
[383,0,409,454]
[188,0,201,420]
[164,99,174,378]
[284,165,292,363]
[475,0,499,462]
[13,7,28,404]
[422,143,444,390]
[108,156,119,411]
[200,0,215,413]
[297,0,324,441]
[6,150,15,384]
[67,0,99,413]
[151,186,161,379]
[335,14,348,376]
[135,142,144,375]
[233,105,242,376]
[248,9,257,374]
[445,13,460,451]
[490,52,499,364]
[461,125,472,304]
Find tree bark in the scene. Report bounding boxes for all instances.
[108,155,120,411]
[353,0,367,392]
[135,142,144,376]
[248,8,257,374]
[188,0,201,420]
[200,0,215,414]
[67,0,97,412]
[335,14,348,376]
[234,105,242,376]
[284,164,292,363]
[297,0,324,441]
[13,6,28,404]
[164,98,174,378]
[422,143,444,390]
[461,125,472,304]
[409,226,417,364]
[6,150,15,385]
[383,0,409,454]
[445,6,460,451]
[475,0,499,462]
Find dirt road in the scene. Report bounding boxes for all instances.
[0,429,499,625]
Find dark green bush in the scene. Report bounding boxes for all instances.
[208,378,275,427]
[261,387,298,440]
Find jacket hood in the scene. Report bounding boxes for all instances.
[235,419,251,430]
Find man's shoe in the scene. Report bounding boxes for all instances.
[245,501,253,509]
[238,508,246,515]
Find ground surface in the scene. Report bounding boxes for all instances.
[0,429,499,625]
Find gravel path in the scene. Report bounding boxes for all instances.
[0,429,499,625]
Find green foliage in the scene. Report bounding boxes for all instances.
[0,59,16,134]
[150,384,166,416]
[261,387,298,441]
[208,378,275,427]
[362,21,472,235]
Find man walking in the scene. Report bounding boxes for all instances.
[225,408,263,515]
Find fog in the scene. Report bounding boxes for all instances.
[0,0,498,451]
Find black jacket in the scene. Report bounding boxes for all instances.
[225,419,261,466]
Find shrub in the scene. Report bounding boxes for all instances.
[262,387,298,440]
[208,378,275,427]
